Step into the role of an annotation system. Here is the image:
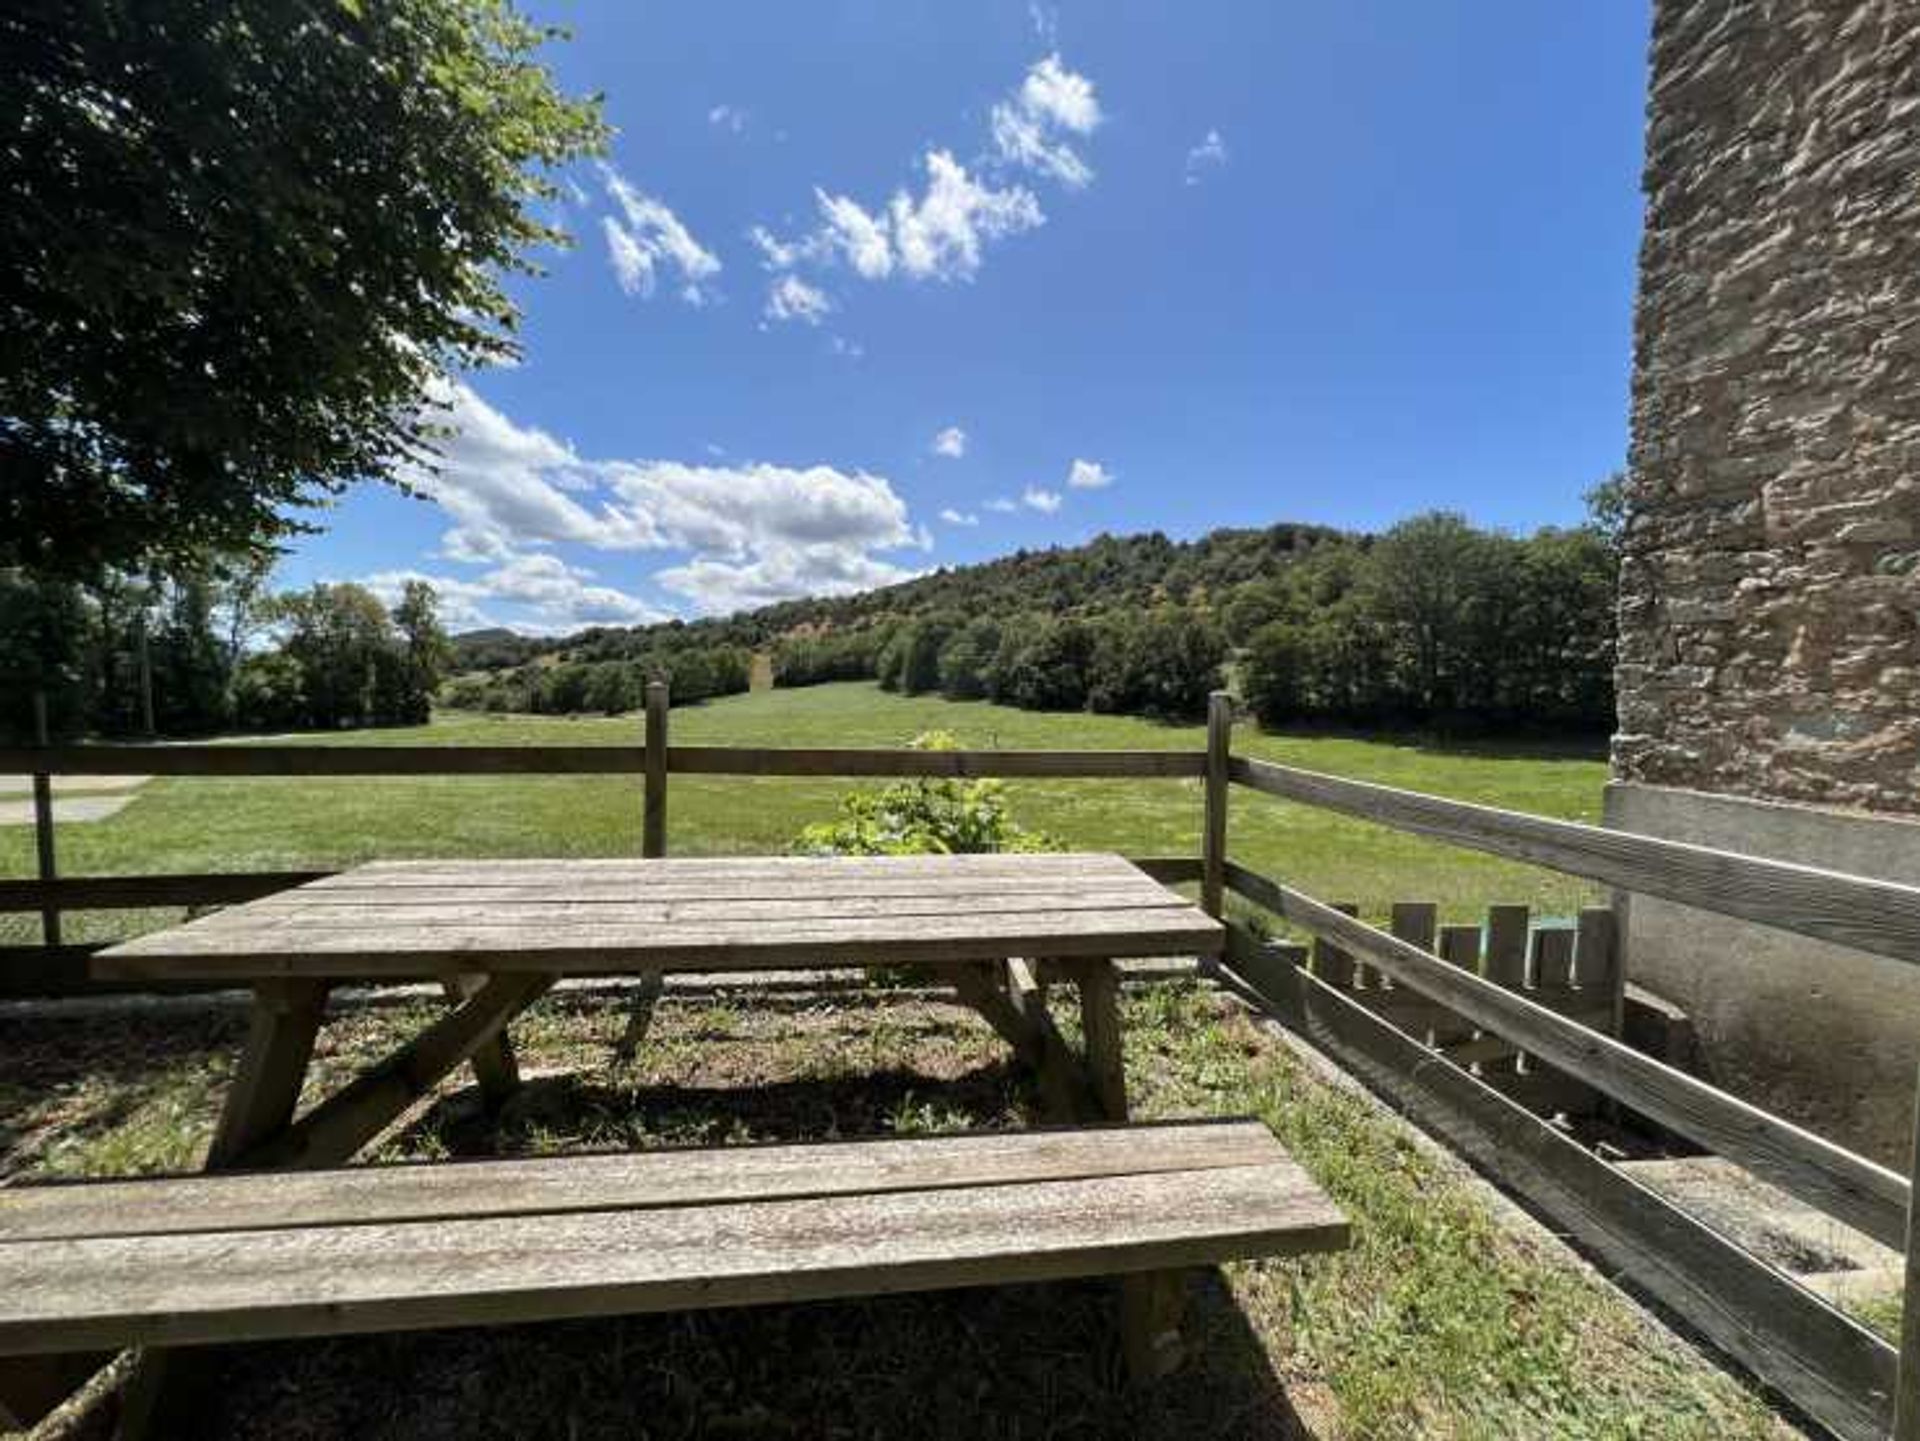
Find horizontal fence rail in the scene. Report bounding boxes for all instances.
[1213,901,1897,1441]
[1232,754,1920,970]
[1223,859,1910,1252]
[0,745,1204,780]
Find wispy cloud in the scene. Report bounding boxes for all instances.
[708,103,749,135]
[984,496,1020,513]
[992,54,1103,188]
[1067,458,1113,489]
[600,165,721,304]
[932,425,968,459]
[1184,128,1228,186]
[1022,486,1063,514]
[765,273,832,325]
[939,507,979,526]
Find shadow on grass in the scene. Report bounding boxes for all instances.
[191,1069,1321,1440]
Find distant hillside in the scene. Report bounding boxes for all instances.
[446,511,1616,734]
[450,521,1349,671]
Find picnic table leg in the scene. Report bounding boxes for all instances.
[119,978,333,1437]
[445,972,522,1107]
[1072,957,1188,1383]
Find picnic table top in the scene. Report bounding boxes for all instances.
[95,851,1224,982]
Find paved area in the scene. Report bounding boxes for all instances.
[0,774,149,825]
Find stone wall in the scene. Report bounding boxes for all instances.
[1615,0,1920,811]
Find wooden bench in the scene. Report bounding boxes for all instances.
[0,1119,1347,1431]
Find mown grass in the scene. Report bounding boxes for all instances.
[2,983,1794,1440]
[0,681,1607,948]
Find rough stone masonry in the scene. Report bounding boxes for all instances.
[1617,0,1920,808]
[1611,0,1920,1162]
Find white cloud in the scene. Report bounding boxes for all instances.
[1028,2,1059,45]
[816,190,896,279]
[991,54,1102,188]
[888,151,1044,281]
[600,166,721,304]
[1067,458,1113,489]
[940,507,980,526]
[405,381,927,619]
[1022,486,1063,514]
[708,103,748,134]
[932,425,967,459]
[656,546,921,616]
[765,273,833,325]
[1185,128,1228,185]
[984,496,1019,513]
[361,556,668,634]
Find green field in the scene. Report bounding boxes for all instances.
[1,681,1608,947]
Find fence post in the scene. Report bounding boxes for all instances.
[1897,1064,1920,1439]
[31,691,60,946]
[1201,690,1232,917]
[642,679,669,859]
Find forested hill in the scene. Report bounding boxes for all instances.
[447,509,1619,735]
[452,521,1346,669]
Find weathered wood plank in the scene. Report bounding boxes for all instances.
[0,745,1206,780]
[203,887,1181,929]
[1073,960,1130,1122]
[1201,692,1232,917]
[0,1161,1347,1356]
[444,974,520,1108]
[0,871,332,913]
[1231,754,1920,970]
[668,747,1206,778]
[0,1120,1286,1243]
[311,852,1146,882]
[241,973,553,1170]
[1217,925,1894,1441]
[204,980,330,1170]
[96,909,1224,981]
[1224,861,1909,1250]
[643,680,668,858]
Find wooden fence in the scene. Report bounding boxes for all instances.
[5,683,1920,1437]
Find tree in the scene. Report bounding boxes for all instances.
[936,618,1002,700]
[270,582,398,728]
[392,579,452,723]
[2,0,606,577]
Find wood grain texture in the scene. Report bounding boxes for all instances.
[1224,860,1909,1252]
[95,855,1222,982]
[1218,925,1894,1441]
[1897,1064,1920,1441]
[1231,754,1920,970]
[0,871,331,913]
[1,1120,1283,1244]
[1201,692,1232,917]
[643,681,668,859]
[0,744,1205,780]
[204,980,329,1170]
[0,1132,1345,1357]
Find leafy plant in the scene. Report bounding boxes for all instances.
[792,731,1054,856]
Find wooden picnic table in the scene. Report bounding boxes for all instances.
[95,851,1226,1169]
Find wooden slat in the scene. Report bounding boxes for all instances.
[214,888,1175,928]
[1217,925,1894,1441]
[311,853,1144,882]
[0,1160,1346,1356]
[0,1120,1285,1243]
[1224,860,1909,1250]
[642,681,668,858]
[95,914,1222,980]
[667,746,1205,778]
[1201,692,1232,916]
[0,871,332,913]
[0,745,1205,780]
[1231,754,1920,971]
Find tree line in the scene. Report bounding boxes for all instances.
[442,645,753,715]
[0,569,452,742]
[769,506,1619,733]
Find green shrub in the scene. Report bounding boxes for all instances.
[792,732,1053,856]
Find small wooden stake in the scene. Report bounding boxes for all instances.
[31,691,59,947]
[643,680,669,858]
[1896,1064,1920,1439]
[1201,690,1232,918]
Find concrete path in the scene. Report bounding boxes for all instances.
[0,774,150,825]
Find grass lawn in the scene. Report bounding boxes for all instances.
[3,983,1793,1440]
[5,685,1803,1437]
[0,681,1608,947]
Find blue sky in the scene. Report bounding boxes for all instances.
[288,0,1652,633]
